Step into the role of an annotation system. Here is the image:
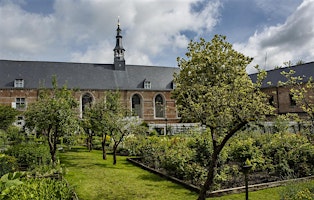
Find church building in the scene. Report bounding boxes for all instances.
[2,21,314,131]
[0,22,180,127]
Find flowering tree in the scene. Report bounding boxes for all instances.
[172,35,273,199]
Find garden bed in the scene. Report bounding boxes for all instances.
[127,157,314,197]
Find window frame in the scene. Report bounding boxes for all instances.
[131,94,142,118]
[14,79,24,88]
[15,97,26,110]
[144,80,151,89]
[154,94,165,118]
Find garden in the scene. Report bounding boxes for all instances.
[1,34,314,199]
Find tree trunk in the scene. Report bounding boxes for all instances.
[87,129,93,152]
[101,134,107,160]
[48,129,57,165]
[197,148,219,200]
[113,143,118,165]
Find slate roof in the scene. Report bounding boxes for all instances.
[0,60,179,90]
[249,62,314,88]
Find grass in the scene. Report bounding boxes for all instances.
[59,147,197,200]
[59,147,312,200]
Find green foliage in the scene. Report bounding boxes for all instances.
[172,34,273,198]
[100,91,144,164]
[0,172,25,198]
[280,180,314,200]
[1,178,73,200]
[228,136,265,171]
[125,131,314,190]
[0,154,18,177]
[262,133,314,177]
[24,77,79,163]
[5,125,24,145]
[281,69,314,136]
[5,142,51,170]
[0,105,19,131]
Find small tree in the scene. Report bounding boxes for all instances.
[0,105,19,131]
[101,91,142,165]
[83,96,110,159]
[80,107,94,152]
[24,77,79,164]
[172,35,273,199]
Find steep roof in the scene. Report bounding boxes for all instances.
[249,62,314,88]
[0,60,179,90]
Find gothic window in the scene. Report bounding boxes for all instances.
[132,94,142,118]
[82,93,93,113]
[155,94,165,118]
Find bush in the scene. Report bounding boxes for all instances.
[262,133,314,178]
[5,142,51,170]
[0,154,18,176]
[280,180,314,200]
[2,178,74,200]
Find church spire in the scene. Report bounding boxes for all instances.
[113,17,125,70]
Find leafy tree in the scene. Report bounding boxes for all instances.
[0,105,19,131]
[24,77,79,164]
[172,35,273,199]
[281,69,314,139]
[101,91,142,165]
[80,108,94,152]
[82,96,111,159]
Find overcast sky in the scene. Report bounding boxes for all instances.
[0,0,313,73]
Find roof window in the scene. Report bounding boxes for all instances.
[144,80,151,89]
[14,79,24,88]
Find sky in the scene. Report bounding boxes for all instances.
[0,0,313,73]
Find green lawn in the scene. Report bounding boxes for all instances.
[59,147,304,200]
[60,147,197,200]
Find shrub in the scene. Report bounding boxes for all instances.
[280,180,314,200]
[5,142,51,170]
[0,154,18,177]
[1,177,73,200]
[263,133,314,178]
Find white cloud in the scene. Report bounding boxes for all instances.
[234,0,314,73]
[0,0,221,65]
[0,3,56,59]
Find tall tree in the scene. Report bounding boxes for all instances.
[25,77,79,164]
[0,104,19,131]
[172,35,273,200]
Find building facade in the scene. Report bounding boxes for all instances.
[250,62,314,117]
[0,23,180,126]
[1,22,314,128]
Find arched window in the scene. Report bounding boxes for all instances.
[155,94,165,118]
[132,94,142,118]
[82,93,93,113]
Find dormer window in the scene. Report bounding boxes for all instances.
[14,79,24,88]
[172,81,176,89]
[144,80,151,89]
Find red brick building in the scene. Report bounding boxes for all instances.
[0,23,180,127]
[250,62,314,117]
[1,22,314,128]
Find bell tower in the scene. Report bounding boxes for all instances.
[113,18,125,70]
